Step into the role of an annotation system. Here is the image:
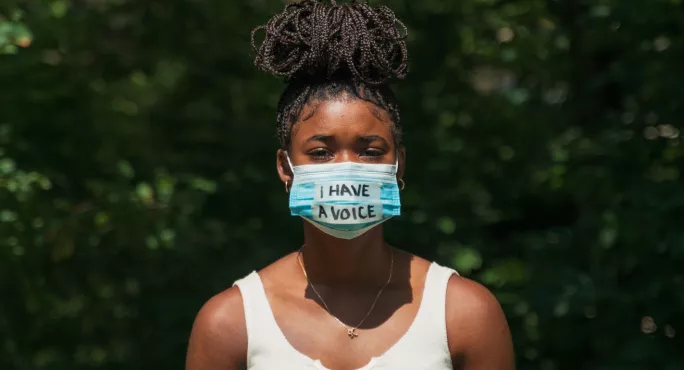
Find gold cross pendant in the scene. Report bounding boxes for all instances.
[347,328,359,339]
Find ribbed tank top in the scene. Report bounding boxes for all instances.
[233,262,458,370]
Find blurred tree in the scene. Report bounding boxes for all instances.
[1,0,682,369]
[0,5,32,53]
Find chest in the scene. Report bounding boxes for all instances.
[270,287,421,369]
[237,263,456,369]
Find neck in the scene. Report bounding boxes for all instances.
[299,222,392,286]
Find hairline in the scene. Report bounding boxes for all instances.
[279,82,402,149]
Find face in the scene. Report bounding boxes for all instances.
[277,96,405,187]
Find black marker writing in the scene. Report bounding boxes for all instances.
[324,183,372,199]
[317,204,378,221]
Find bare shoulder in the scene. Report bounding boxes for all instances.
[445,274,515,370]
[445,274,505,328]
[185,286,247,370]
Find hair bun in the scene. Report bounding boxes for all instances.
[251,0,408,85]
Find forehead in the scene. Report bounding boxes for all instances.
[291,98,392,143]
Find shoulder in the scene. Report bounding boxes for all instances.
[444,273,505,328]
[444,272,515,369]
[186,286,247,370]
[192,286,247,341]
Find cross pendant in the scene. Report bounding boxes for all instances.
[347,328,359,339]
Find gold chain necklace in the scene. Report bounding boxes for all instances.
[296,247,394,339]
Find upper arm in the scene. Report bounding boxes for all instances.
[186,287,247,370]
[445,275,515,370]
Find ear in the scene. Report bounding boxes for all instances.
[276,149,293,192]
[396,145,406,181]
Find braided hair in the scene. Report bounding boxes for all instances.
[251,0,409,148]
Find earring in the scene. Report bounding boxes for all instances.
[398,178,405,191]
[285,180,290,193]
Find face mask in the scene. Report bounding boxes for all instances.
[287,154,401,240]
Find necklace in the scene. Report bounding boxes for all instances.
[296,246,394,339]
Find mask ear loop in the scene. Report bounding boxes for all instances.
[395,151,404,190]
[285,152,295,172]
[284,152,295,193]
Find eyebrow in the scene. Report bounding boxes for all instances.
[304,134,390,146]
[358,135,390,146]
[305,135,333,143]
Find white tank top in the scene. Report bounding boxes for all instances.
[233,262,458,370]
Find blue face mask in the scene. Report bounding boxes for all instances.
[287,154,401,240]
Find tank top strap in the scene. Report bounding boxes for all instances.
[233,271,294,365]
[384,262,458,366]
[411,263,459,327]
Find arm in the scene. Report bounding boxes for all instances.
[186,287,248,370]
[446,275,515,370]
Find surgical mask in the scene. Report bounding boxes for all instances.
[287,154,401,240]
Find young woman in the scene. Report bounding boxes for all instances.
[186,1,515,369]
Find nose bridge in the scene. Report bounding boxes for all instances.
[337,149,357,163]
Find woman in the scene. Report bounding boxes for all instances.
[186,1,515,369]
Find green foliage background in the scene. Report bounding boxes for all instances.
[1,0,683,369]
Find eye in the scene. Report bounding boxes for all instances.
[308,148,333,162]
[360,149,386,161]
